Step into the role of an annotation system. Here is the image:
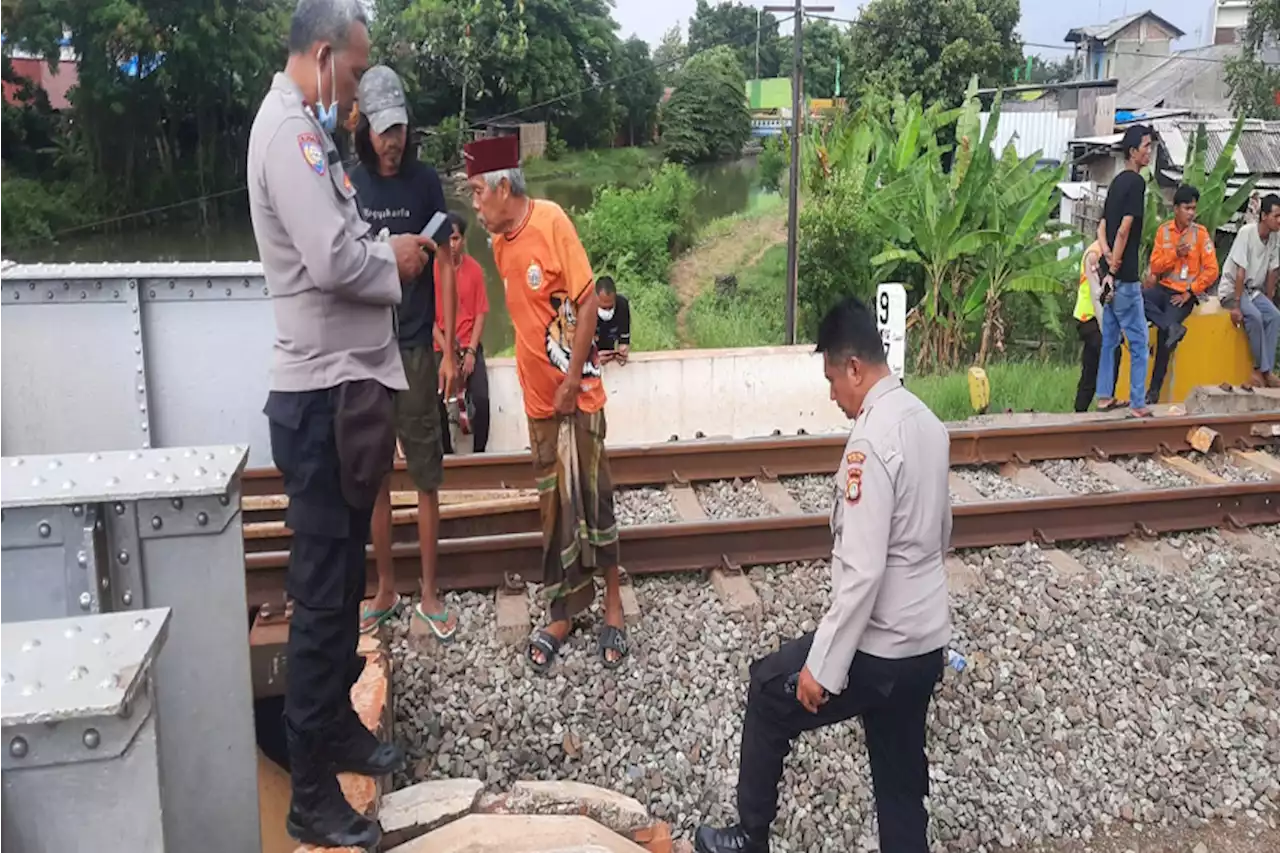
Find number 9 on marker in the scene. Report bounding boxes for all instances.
[875,283,906,378]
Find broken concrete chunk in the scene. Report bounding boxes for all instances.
[1186,425,1220,454]
[386,814,648,853]
[506,780,652,835]
[380,778,484,848]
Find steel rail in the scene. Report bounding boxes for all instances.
[242,480,1280,608]
[239,412,1280,496]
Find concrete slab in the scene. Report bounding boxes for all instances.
[496,588,531,647]
[380,778,484,848]
[710,568,762,618]
[666,484,707,521]
[1158,454,1225,485]
[1230,449,1280,479]
[1085,460,1150,491]
[755,479,803,515]
[1186,385,1280,415]
[998,462,1070,496]
[944,555,981,595]
[505,781,652,836]
[1219,528,1280,561]
[948,471,984,503]
[1041,549,1093,583]
[387,814,649,853]
[1123,538,1189,574]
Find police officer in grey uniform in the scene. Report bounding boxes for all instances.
[696,297,952,853]
[246,0,435,847]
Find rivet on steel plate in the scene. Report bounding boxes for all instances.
[132,325,139,335]
[45,291,53,300]
[139,403,147,413]
[149,289,155,298]
[142,440,151,449]
[165,474,177,485]
[79,291,86,299]
[141,422,148,431]
[68,665,88,681]
[9,737,28,759]
[131,304,138,313]
[30,476,44,487]
[128,451,140,461]
[218,494,230,507]
[79,592,92,611]
[83,729,101,750]
[196,511,209,526]
[122,590,133,606]
[92,633,109,645]
[114,502,125,515]
[21,682,41,697]
[88,452,101,462]
[146,470,159,480]
[61,480,75,490]
[225,288,232,296]
[117,550,129,565]
[95,518,104,531]
[193,466,206,477]
[98,675,119,690]
[151,515,163,530]
[133,345,140,355]
[64,625,81,637]
[77,550,88,568]
[114,290,120,298]
[128,280,136,289]
[171,497,183,510]
[37,522,51,538]
[71,504,84,516]
[47,459,61,469]
[9,458,22,467]
[105,476,120,487]
[21,638,41,652]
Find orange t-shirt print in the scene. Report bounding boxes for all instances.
[492,199,607,419]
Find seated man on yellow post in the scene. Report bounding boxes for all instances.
[1142,184,1218,405]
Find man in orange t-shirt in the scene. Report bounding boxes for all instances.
[464,135,626,673]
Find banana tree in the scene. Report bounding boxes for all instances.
[965,145,1075,365]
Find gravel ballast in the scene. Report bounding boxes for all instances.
[613,487,679,526]
[696,479,780,519]
[1035,459,1119,494]
[1187,453,1273,484]
[386,526,1280,852]
[1117,455,1195,489]
[782,474,835,515]
[955,465,1038,500]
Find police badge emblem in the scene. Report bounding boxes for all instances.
[298,132,326,176]
[527,263,543,290]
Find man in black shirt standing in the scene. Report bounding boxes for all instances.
[594,276,632,365]
[348,65,460,640]
[1095,124,1154,417]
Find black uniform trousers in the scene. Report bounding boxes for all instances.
[1144,286,1197,403]
[266,385,391,737]
[1074,318,1122,413]
[736,633,944,852]
[440,343,491,454]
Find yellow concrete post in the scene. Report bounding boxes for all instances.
[1116,298,1254,404]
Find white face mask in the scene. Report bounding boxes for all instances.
[597,306,615,322]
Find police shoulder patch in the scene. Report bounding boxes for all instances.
[844,457,864,505]
[846,450,866,466]
[298,132,326,176]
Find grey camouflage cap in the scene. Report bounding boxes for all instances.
[357,65,409,135]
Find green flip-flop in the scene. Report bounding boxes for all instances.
[413,602,458,643]
[359,595,403,635]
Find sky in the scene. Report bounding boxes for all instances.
[616,0,1210,54]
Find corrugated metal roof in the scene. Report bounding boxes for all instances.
[1116,44,1237,112]
[1152,118,1280,175]
[978,111,1077,162]
[1065,11,1185,43]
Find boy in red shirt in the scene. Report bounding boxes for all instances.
[434,212,491,452]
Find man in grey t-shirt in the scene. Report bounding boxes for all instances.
[1219,194,1280,388]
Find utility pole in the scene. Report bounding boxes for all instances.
[764,2,833,344]
[755,8,761,79]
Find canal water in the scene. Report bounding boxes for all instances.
[15,158,760,354]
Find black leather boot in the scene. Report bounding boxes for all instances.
[286,721,381,849]
[694,823,770,853]
[327,703,406,776]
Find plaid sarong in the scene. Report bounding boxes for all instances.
[527,409,619,621]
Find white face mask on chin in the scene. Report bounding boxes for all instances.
[598,306,615,321]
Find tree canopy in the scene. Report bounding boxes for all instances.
[687,0,782,81]
[662,45,751,164]
[779,18,851,100]
[1226,0,1280,120]
[844,0,1020,108]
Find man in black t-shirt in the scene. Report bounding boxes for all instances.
[1095,124,1154,417]
[348,65,460,641]
[594,276,632,365]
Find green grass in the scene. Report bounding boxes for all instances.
[695,192,786,244]
[523,146,664,184]
[686,243,788,349]
[907,362,1080,422]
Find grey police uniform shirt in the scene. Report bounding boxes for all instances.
[247,72,407,393]
[805,375,953,695]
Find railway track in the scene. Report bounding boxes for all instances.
[240,412,1280,609]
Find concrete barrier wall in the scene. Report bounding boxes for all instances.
[483,345,851,452]
[0,263,851,463]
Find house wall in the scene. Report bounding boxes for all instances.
[2,56,78,110]
[1103,17,1177,85]
[1211,0,1250,44]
